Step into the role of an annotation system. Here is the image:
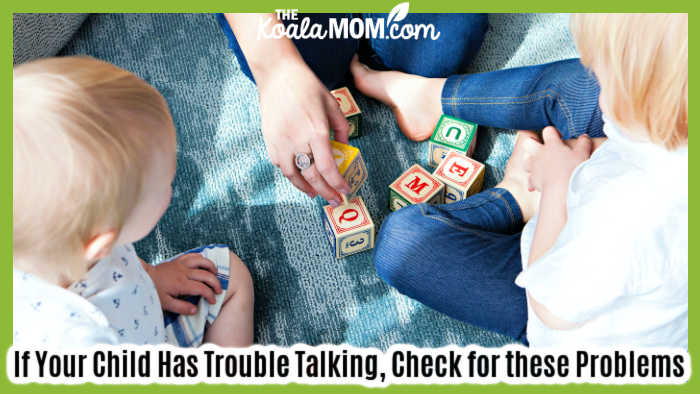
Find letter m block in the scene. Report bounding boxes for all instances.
[388,164,444,211]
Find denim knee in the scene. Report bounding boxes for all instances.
[540,59,604,139]
[373,205,431,290]
[366,13,489,78]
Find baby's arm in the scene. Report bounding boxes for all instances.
[140,255,222,315]
[203,250,254,347]
[526,127,593,329]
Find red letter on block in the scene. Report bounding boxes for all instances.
[448,162,468,177]
[339,208,359,223]
[404,176,429,195]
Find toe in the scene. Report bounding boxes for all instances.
[350,54,371,86]
[350,55,394,106]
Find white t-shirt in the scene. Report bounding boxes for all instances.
[516,120,688,348]
[13,244,166,347]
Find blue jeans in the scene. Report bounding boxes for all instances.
[373,61,604,343]
[442,58,604,139]
[218,14,603,139]
[373,189,529,344]
[216,13,489,88]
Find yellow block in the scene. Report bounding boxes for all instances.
[330,140,359,174]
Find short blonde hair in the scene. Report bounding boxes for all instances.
[570,13,688,150]
[13,56,174,277]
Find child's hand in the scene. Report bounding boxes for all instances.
[527,127,593,193]
[143,254,222,315]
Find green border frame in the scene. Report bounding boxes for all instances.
[3,2,694,393]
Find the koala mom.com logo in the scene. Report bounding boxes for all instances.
[258,3,441,41]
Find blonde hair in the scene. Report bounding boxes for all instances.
[570,13,688,150]
[13,56,174,279]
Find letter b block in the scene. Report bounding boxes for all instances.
[428,114,478,168]
[331,140,367,196]
[388,164,444,211]
[322,196,375,259]
[331,87,362,139]
[433,151,485,203]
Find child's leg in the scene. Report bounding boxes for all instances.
[351,57,602,142]
[204,250,254,347]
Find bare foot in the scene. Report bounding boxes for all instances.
[350,55,445,141]
[496,131,542,223]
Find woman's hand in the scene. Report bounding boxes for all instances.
[141,254,222,315]
[256,61,351,205]
[225,13,351,206]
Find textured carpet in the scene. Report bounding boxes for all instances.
[59,13,578,349]
[13,13,88,65]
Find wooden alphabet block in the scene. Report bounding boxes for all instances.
[428,114,478,168]
[322,196,375,258]
[331,140,367,196]
[388,164,444,211]
[432,151,485,203]
[331,87,362,139]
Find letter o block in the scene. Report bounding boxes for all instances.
[428,114,478,168]
[331,87,362,139]
[433,151,485,203]
[322,196,375,259]
[388,164,444,211]
[330,140,367,196]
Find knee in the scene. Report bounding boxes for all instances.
[373,205,432,289]
[463,13,489,45]
[416,13,489,76]
[227,250,254,306]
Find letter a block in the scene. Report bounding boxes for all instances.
[433,151,485,203]
[388,164,445,211]
[331,140,367,196]
[428,114,478,168]
[331,87,362,139]
[322,196,375,259]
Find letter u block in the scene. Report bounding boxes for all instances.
[432,151,485,203]
[388,164,444,211]
[331,140,367,196]
[322,196,375,258]
[428,114,478,168]
[331,87,362,139]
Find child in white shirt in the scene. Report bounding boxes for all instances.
[13,56,254,347]
[371,13,687,348]
[517,13,687,347]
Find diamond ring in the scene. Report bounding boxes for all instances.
[294,152,314,171]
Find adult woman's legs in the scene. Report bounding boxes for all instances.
[363,13,489,77]
[217,13,489,88]
[373,132,541,344]
[374,191,528,343]
[442,59,603,138]
[217,13,358,89]
[351,57,603,141]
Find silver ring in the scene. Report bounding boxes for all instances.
[294,152,314,171]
